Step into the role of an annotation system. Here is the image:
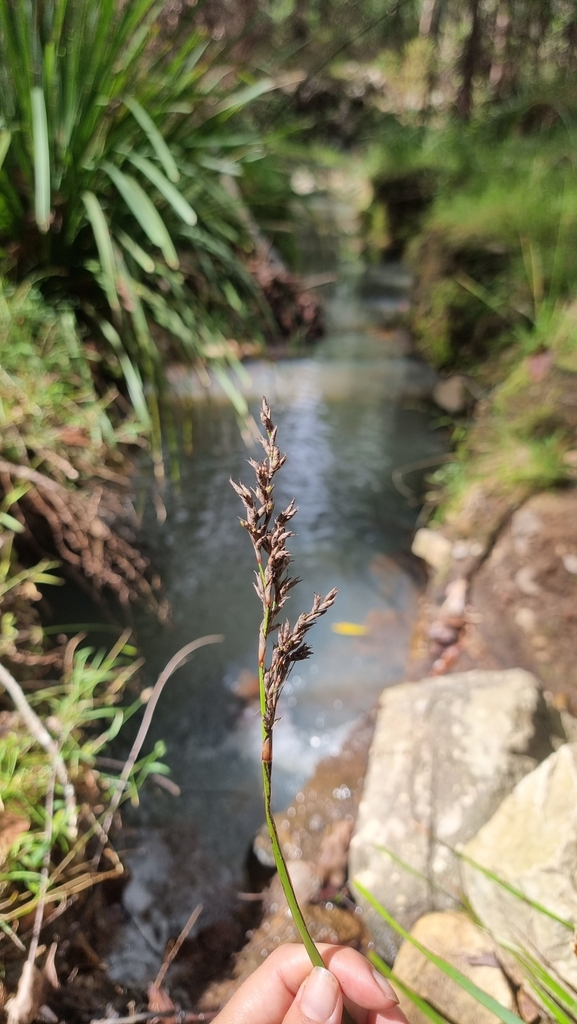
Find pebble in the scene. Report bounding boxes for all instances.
[514,565,541,596]
[514,607,537,633]
[562,553,577,575]
[441,578,467,616]
[428,621,459,646]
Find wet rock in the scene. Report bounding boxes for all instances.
[462,743,577,990]
[254,712,375,868]
[451,539,484,561]
[317,819,354,889]
[433,375,468,415]
[411,529,452,572]
[393,912,515,1024]
[232,669,260,702]
[349,669,563,959]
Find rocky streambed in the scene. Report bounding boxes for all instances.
[194,482,577,1023]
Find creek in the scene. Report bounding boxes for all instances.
[106,220,446,986]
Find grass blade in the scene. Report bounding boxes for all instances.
[212,362,250,418]
[375,844,464,906]
[31,87,51,233]
[117,229,155,273]
[458,851,574,930]
[513,950,577,1014]
[0,130,11,170]
[127,151,197,225]
[123,96,180,183]
[215,79,275,116]
[103,162,179,269]
[525,979,575,1024]
[355,881,524,1024]
[370,952,451,1023]
[97,318,151,430]
[82,191,120,312]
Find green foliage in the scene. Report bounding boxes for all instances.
[358,881,524,1023]
[0,0,274,424]
[0,636,165,922]
[0,278,140,466]
[359,844,577,1023]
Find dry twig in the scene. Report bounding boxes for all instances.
[90,1013,216,1024]
[95,636,223,863]
[152,904,203,994]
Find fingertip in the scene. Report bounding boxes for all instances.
[370,969,399,1007]
[375,1008,409,1024]
[299,967,341,1023]
[321,948,398,1011]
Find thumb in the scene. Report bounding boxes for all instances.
[283,967,343,1024]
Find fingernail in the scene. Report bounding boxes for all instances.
[371,968,399,1005]
[300,967,340,1021]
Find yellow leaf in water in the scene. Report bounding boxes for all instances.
[331,622,368,636]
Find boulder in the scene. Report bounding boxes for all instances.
[349,669,563,958]
[462,742,577,990]
[393,911,515,1024]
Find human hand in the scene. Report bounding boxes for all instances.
[212,943,408,1024]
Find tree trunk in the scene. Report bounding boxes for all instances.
[455,0,482,120]
[419,0,445,40]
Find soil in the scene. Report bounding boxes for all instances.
[406,488,577,710]
[470,490,577,704]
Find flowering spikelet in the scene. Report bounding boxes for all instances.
[231,397,337,734]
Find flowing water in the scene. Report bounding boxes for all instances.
[108,237,445,984]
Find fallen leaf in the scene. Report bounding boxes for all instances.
[148,982,176,1023]
[331,622,368,636]
[0,813,30,868]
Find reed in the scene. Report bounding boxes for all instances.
[231,397,338,966]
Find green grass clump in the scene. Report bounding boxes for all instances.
[0,280,168,936]
[0,0,276,428]
[359,845,577,1023]
[0,278,157,608]
[0,634,166,926]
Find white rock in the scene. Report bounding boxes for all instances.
[349,669,562,958]
[514,606,536,633]
[394,912,515,1024]
[412,528,452,572]
[462,743,577,989]
[562,553,577,575]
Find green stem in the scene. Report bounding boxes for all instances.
[257,550,354,1024]
[262,759,324,967]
